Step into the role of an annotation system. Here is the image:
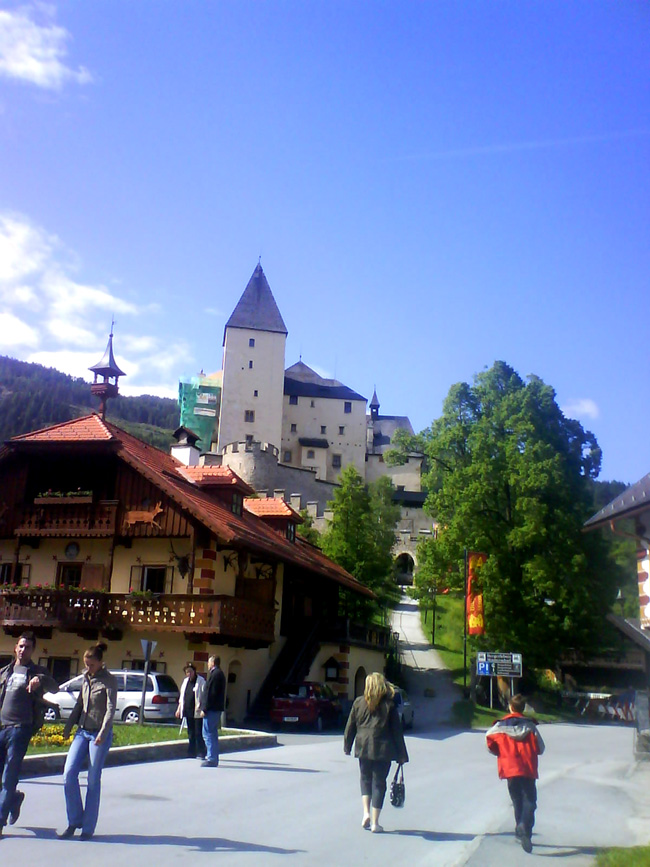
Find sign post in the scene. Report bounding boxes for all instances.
[476,652,523,708]
[138,639,157,725]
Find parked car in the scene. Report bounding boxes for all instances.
[270,682,342,731]
[43,670,180,724]
[393,687,414,730]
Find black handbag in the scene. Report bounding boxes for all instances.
[390,763,405,808]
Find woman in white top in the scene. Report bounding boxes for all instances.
[176,663,206,759]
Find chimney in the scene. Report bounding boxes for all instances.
[171,426,201,467]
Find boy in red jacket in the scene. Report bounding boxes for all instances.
[485,694,545,854]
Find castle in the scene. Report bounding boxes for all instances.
[177,264,434,580]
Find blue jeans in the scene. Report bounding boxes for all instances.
[507,776,537,836]
[202,711,220,764]
[63,728,113,835]
[0,724,32,827]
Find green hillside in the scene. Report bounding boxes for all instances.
[0,356,178,450]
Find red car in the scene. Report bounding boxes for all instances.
[270,682,342,731]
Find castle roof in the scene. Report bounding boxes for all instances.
[367,415,416,454]
[224,264,288,341]
[284,361,366,402]
[89,332,126,378]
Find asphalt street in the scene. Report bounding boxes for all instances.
[2,722,649,866]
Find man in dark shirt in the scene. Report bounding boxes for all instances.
[201,655,226,767]
[0,631,58,838]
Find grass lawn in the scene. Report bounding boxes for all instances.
[595,847,650,866]
[27,723,239,755]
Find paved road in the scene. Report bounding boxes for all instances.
[2,723,649,865]
[390,595,464,727]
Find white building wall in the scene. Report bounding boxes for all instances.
[280,395,366,482]
[365,454,423,490]
[218,327,286,453]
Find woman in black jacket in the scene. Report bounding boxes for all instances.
[343,672,409,833]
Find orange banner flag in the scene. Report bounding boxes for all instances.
[466,552,487,636]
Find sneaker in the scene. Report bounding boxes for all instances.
[201,760,218,767]
[9,791,24,825]
[520,832,533,854]
[79,832,94,841]
[371,824,384,833]
[57,825,79,839]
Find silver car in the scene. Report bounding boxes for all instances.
[43,670,180,724]
[393,687,414,730]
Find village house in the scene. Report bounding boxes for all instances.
[0,336,389,722]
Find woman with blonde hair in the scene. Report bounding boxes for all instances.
[343,672,409,833]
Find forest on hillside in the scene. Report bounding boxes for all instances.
[0,356,179,449]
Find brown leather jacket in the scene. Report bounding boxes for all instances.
[343,695,409,764]
[64,666,118,741]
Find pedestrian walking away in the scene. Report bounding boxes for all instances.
[343,672,409,833]
[0,631,58,839]
[486,693,546,854]
[176,662,206,759]
[201,655,225,767]
[59,643,118,840]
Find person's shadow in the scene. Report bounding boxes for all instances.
[24,826,305,854]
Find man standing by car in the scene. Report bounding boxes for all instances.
[0,631,58,838]
[201,656,225,767]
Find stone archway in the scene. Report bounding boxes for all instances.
[394,552,415,586]
[354,666,366,698]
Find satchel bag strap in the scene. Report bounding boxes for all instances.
[392,763,404,784]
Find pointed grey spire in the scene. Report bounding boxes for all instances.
[223,264,287,343]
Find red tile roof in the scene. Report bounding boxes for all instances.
[7,415,372,598]
[177,465,255,495]
[11,414,113,442]
[244,498,302,521]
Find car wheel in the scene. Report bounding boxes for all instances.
[122,707,140,724]
[44,706,60,722]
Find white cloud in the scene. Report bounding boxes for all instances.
[0,4,92,91]
[205,307,225,317]
[562,398,600,420]
[0,311,39,347]
[1,211,187,396]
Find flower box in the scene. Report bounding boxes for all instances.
[34,497,93,505]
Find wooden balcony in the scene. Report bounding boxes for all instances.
[0,589,276,647]
[15,500,118,537]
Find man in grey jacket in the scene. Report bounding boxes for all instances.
[0,631,58,838]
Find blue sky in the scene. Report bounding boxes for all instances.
[0,1,648,483]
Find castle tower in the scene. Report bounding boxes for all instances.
[217,264,288,453]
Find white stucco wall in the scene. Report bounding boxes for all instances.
[218,327,286,454]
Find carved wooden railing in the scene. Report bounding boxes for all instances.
[0,590,106,628]
[15,501,118,536]
[0,589,275,644]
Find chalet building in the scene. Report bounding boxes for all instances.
[0,412,389,722]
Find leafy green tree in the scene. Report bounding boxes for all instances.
[321,466,401,620]
[388,361,619,667]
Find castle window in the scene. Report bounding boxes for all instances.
[249,360,253,369]
[332,454,342,469]
[307,449,315,459]
[291,423,297,433]
[245,435,253,449]
[339,426,345,435]
[245,410,255,423]
[289,395,298,405]
[254,390,258,397]
[232,492,243,516]
[249,338,255,347]
[283,450,292,462]
[344,401,352,413]
[286,522,295,542]
[320,425,326,434]
[310,400,315,408]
